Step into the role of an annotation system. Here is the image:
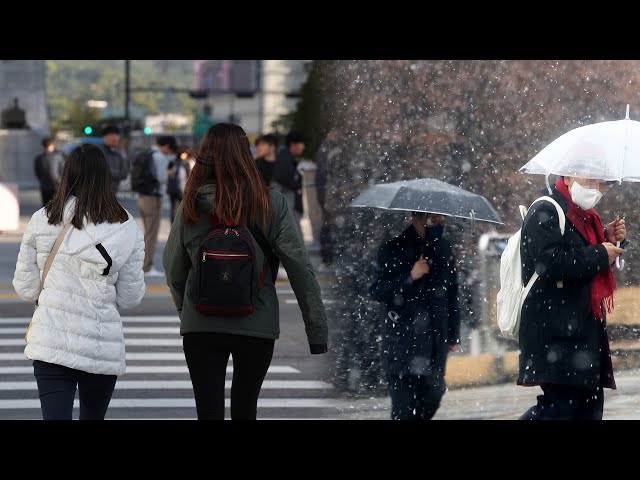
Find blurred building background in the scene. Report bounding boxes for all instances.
[193,60,310,135]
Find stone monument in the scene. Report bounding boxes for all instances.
[0,60,48,188]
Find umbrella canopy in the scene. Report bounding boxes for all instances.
[520,105,640,182]
[349,178,503,225]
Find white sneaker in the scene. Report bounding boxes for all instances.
[144,267,164,277]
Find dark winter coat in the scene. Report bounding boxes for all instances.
[163,184,328,354]
[369,225,460,379]
[100,145,128,192]
[518,186,616,389]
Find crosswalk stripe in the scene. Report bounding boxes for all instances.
[0,317,180,325]
[285,299,335,305]
[0,327,180,335]
[0,365,299,374]
[0,398,340,409]
[0,352,188,361]
[0,338,185,346]
[0,380,333,390]
[108,417,335,420]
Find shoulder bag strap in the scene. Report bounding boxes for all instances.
[39,221,73,297]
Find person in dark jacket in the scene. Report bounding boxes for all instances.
[253,133,278,186]
[370,212,460,420]
[272,130,304,235]
[163,123,328,421]
[518,176,626,420]
[99,124,128,195]
[314,128,341,270]
[33,137,64,207]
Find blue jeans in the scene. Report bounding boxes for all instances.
[32,360,117,420]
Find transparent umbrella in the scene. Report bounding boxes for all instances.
[520,105,640,183]
[519,105,640,268]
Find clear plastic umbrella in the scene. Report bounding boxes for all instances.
[520,105,640,183]
[520,105,639,269]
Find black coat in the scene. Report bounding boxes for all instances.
[518,186,615,388]
[369,225,460,379]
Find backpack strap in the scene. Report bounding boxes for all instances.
[250,225,280,284]
[521,195,567,294]
[529,195,566,234]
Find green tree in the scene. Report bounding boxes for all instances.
[284,60,336,160]
[46,60,198,134]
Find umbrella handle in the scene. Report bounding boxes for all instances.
[616,240,625,270]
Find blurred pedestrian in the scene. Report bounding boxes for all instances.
[167,146,193,224]
[163,122,328,420]
[12,143,145,420]
[99,124,128,195]
[518,176,625,420]
[272,130,305,235]
[33,137,64,207]
[314,128,341,272]
[254,133,278,186]
[369,212,460,420]
[138,135,177,277]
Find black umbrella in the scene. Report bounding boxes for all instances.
[349,178,503,225]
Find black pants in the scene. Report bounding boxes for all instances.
[319,222,336,264]
[519,384,604,420]
[387,374,446,421]
[32,360,117,420]
[183,332,275,420]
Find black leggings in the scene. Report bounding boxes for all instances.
[183,332,275,420]
[32,360,117,420]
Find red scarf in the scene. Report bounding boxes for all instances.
[555,178,615,319]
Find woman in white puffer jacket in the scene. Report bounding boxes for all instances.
[12,143,145,420]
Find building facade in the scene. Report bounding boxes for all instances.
[193,60,311,136]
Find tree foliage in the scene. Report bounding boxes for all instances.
[46,60,198,135]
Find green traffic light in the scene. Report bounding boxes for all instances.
[84,126,93,135]
[143,127,152,135]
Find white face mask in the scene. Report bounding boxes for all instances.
[569,180,603,210]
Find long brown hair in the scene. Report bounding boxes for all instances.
[182,123,271,227]
[46,143,128,228]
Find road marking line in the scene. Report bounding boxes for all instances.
[0,352,187,360]
[0,380,333,390]
[0,327,180,335]
[0,317,181,324]
[0,398,340,409]
[0,365,299,374]
[0,338,187,346]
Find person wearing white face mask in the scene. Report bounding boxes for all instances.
[517,175,626,420]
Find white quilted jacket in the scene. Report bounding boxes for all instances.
[12,197,146,375]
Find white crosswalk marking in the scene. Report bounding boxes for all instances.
[0,316,339,419]
[0,380,334,390]
[0,365,299,374]
[0,398,339,409]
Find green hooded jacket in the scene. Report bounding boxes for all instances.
[163,184,328,353]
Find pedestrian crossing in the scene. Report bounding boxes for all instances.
[0,316,341,420]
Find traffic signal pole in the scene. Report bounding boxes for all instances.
[123,60,131,157]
